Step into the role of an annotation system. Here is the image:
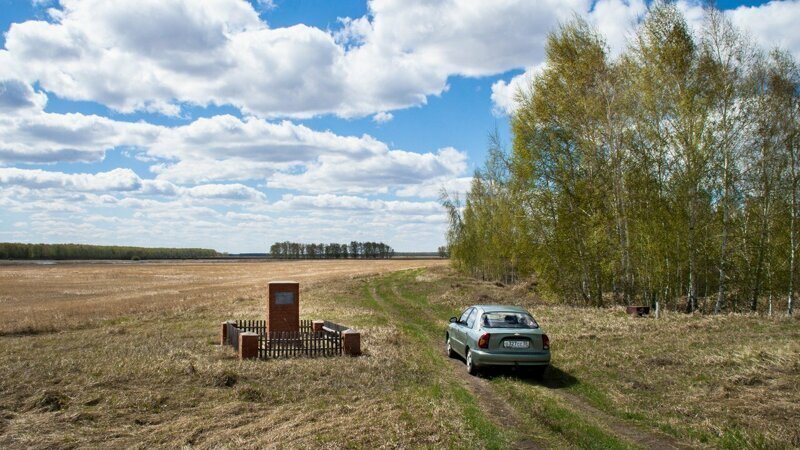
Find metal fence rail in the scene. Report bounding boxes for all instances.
[259,330,342,359]
[224,319,344,359]
[235,319,313,334]
[323,320,349,333]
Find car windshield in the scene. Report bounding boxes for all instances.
[482,312,539,329]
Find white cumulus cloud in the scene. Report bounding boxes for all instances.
[728,0,800,58]
[0,167,142,192]
[372,111,393,123]
[184,183,266,201]
[0,79,48,112]
[6,0,798,120]
[0,0,590,118]
[0,110,158,163]
[267,146,467,195]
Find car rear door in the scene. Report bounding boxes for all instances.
[450,307,473,355]
[462,308,479,350]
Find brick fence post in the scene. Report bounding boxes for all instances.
[312,320,324,333]
[220,321,234,346]
[342,330,361,356]
[239,332,259,360]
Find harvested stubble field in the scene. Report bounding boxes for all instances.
[0,259,445,336]
[0,260,798,449]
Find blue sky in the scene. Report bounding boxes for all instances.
[0,0,796,252]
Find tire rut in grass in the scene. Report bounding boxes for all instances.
[390,285,444,326]
[375,281,546,449]
[551,390,693,450]
[368,286,390,314]
[446,357,545,450]
[385,274,687,449]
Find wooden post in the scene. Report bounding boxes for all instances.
[239,332,259,360]
[342,330,361,356]
[655,301,660,320]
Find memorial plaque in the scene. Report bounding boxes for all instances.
[275,291,295,305]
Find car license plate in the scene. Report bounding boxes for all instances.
[503,340,529,349]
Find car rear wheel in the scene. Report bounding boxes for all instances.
[465,349,478,376]
[446,336,456,358]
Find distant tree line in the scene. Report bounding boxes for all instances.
[0,242,219,260]
[269,241,394,259]
[443,2,798,316]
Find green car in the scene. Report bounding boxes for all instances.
[446,305,550,377]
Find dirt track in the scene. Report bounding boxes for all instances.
[374,277,692,450]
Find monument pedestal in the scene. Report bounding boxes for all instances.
[267,281,300,333]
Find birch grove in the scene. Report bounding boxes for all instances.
[443,2,799,315]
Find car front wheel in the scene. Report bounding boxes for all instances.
[446,336,456,358]
[465,349,478,376]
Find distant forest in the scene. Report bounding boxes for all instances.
[269,241,394,259]
[443,3,798,316]
[0,243,219,260]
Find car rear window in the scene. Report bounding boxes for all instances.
[482,312,539,329]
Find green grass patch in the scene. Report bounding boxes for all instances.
[361,270,509,448]
[450,383,508,449]
[493,379,634,450]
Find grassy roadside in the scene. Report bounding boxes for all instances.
[491,380,634,450]
[363,267,799,448]
[1,263,797,448]
[365,271,508,448]
[543,306,799,448]
[370,269,633,449]
[0,264,491,448]
[419,268,800,449]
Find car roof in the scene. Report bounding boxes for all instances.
[472,305,529,313]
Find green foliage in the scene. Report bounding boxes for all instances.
[268,241,394,259]
[0,242,219,260]
[445,2,800,313]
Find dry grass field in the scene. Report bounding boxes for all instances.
[0,259,445,336]
[1,260,798,449]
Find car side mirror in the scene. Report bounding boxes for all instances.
[449,317,458,323]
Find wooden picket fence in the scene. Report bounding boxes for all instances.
[224,319,343,359]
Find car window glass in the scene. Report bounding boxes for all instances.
[482,312,539,329]
[465,309,478,328]
[459,308,472,324]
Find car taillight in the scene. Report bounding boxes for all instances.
[478,333,490,349]
[542,334,550,350]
